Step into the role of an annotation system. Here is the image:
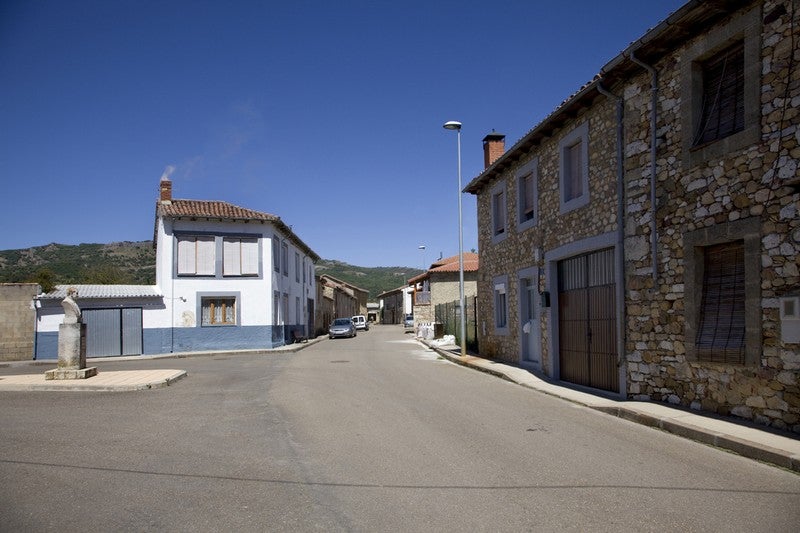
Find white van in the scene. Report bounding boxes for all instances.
[351,315,369,331]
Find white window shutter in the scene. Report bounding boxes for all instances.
[223,238,240,275]
[196,236,216,275]
[241,238,259,275]
[177,237,196,274]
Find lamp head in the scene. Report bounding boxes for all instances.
[443,120,462,131]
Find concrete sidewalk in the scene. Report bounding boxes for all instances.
[0,369,187,392]
[0,336,322,392]
[423,339,800,474]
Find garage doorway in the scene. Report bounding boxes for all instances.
[557,248,617,392]
[83,308,143,357]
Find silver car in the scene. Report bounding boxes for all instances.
[329,317,357,339]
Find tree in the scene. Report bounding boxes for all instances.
[27,269,56,293]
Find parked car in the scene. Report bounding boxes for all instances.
[403,314,414,330]
[351,315,369,331]
[329,317,357,339]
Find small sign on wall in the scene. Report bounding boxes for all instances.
[780,296,800,344]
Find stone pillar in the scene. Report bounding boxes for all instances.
[45,288,97,380]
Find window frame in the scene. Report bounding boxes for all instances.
[684,218,760,366]
[199,293,239,327]
[680,6,760,167]
[281,242,289,277]
[490,181,507,245]
[493,275,509,334]
[272,237,280,273]
[516,158,538,233]
[558,122,590,214]
[176,235,216,277]
[222,237,260,277]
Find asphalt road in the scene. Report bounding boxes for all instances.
[1,325,798,532]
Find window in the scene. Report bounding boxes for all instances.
[223,237,259,276]
[177,235,215,276]
[201,297,236,326]
[281,242,289,276]
[558,122,589,213]
[684,218,760,366]
[693,41,744,147]
[295,252,300,282]
[302,258,306,284]
[695,242,745,364]
[680,6,759,166]
[273,291,281,324]
[490,181,507,244]
[272,238,280,273]
[516,158,538,232]
[282,293,289,324]
[493,276,508,333]
[296,296,302,325]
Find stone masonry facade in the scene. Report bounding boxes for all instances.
[466,0,800,433]
[622,1,800,432]
[0,283,40,361]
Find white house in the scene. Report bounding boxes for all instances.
[34,178,320,358]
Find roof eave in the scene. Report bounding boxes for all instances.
[463,0,752,195]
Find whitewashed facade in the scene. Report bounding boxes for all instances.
[34,179,319,358]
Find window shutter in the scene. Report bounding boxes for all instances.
[223,238,240,275]
[196,236,216,275]
[177,236,196,274]
[694,41,745,146]
[241,238,259,275]
[695,241,745,364]
[566,141,583,201]
[493,192,505,234]
[523,174,535,220]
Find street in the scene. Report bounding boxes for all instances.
[1,325,798,532]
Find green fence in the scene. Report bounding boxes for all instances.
[434,296,478,352]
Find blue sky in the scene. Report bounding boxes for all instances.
[0,0,685,268]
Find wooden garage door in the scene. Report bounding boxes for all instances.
[558,248,618,392]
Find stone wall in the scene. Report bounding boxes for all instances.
[0,283,40,361]
[430,271,478,308]
[622,1,800,432]
[469,0,799,432]
[475,98,620,369]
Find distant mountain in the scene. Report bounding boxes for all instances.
[0,241,421,299]
[315,259,422,297]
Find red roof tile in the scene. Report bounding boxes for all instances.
[409,252,479,283]
[158,199,279,222]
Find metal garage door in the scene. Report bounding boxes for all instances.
[83,308,143,357]
[558,248,618,392]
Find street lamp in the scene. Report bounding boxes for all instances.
[418,244,426,271]
[443,120,466,357]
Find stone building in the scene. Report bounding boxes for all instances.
[377,285,413,325]
[408,253,479,329]
[315,274,367,335]
[465,0,799,432]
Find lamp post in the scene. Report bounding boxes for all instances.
[443,120,466,357]
[418,244,426,271]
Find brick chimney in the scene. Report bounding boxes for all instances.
[483,131,505,168]
[159,178,172,203]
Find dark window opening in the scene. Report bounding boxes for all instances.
[693,41,745,147]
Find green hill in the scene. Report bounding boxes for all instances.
[0,241,421,298]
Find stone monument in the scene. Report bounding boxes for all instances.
[45,287,98,380]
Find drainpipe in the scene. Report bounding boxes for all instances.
[597,82,627,397]
[629,51,659,286]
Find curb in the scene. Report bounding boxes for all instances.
[423,340,800,474]
[0,336,325,369]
